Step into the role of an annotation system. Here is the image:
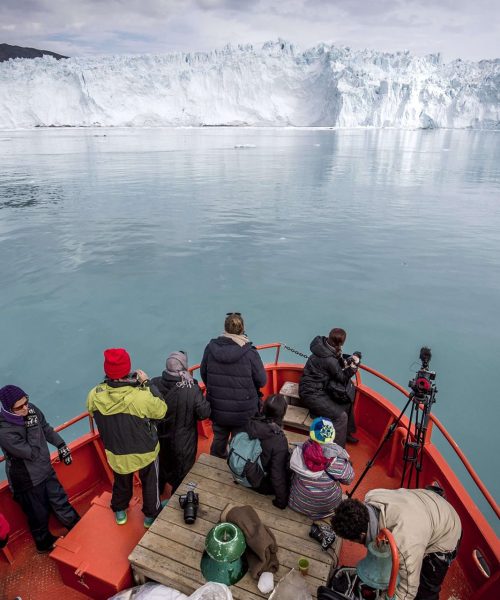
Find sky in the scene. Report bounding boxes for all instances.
[1,0,499,62]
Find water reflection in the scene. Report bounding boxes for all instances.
[0,128,499,512]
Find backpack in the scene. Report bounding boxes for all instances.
[227,432,266,488]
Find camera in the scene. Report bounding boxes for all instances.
[345,351,362,366]
[179,490,199,524]
[409,347,436,399]
[309,523,336,551]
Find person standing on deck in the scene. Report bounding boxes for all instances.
[201,312,267,458]
[86,348,167,528]
[331,488,462,600]
[0,385,80,552]
[150,350,210,494]
[299,328,360,448]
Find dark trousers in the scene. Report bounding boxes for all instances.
[210,424,245,458]
[415,550,457,600]
[347,401,356,435]
[14,472,80,551]
[111,458,161,519]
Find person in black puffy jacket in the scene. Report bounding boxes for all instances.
[299,328,359,448]
[150,351,211,493]
[245,394,290,509]
[201,313,267,458]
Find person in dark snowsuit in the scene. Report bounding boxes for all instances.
[150,351,211,494]
[299,328,360,448]
[201,312,267,458]
[245,394,290,509]
[0,385,80,552]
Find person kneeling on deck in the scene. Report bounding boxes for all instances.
[331,488,462,600]
[86,348,167,528]
[237,393,290,509]
[288,417,354,520]
[0,385,80,552]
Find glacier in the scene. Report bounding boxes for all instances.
[0,40,498,129]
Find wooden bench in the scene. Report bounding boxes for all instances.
[280,381,313,432]
[129,454,340,599]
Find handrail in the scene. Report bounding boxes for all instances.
[2,345,497,520]
[0,411,94,465]
[356,364,500,519]
[258,343,500,520]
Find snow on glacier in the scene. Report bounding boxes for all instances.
[0,41,498,129]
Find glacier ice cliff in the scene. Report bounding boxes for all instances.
[0,41,498,129]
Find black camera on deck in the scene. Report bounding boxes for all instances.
[179,490,199,524]
[409,347,436,399]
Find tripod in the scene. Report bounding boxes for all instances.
[348,385,437,498]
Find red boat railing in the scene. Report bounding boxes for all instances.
[1,342,497,521]
[0,412,95,465]
[253,342,500,519]
[357,362,500,519]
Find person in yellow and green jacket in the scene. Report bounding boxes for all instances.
[87,348,167,528]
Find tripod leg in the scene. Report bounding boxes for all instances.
[348,396,413,498]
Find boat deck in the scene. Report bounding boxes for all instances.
[0,427,473,600]
[129,453,337,599]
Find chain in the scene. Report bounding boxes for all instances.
[282,343,309,360]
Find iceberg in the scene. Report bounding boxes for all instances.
[0,40,498,129]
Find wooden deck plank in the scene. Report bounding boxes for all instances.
[130,545,262,600]
[187,458,312,524]
[283,405,310,427]
[129,454,334,599]
[157,501,333,565]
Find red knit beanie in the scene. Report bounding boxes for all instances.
[103,348,131,380]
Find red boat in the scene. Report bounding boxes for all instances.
[1,343,499,600]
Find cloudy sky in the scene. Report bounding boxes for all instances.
[1,0,498,61]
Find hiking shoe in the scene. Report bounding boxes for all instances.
[115,510,127,525]
[144,516,155,529]
[144,500,169,528]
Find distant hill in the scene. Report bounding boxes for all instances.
[0,43,68,62]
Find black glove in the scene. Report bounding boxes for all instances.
[58,444,72,466]
[24,407,39,428]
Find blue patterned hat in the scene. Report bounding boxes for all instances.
[309,417,335,444]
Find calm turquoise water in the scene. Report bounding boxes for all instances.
[1,128,499,525]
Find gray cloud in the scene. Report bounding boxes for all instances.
[0,0,498,60]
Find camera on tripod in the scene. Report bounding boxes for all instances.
[409,347,436,400]
[179,490,199,524]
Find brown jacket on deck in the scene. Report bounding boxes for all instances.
[365,488,462,600]
[221,504,279,579]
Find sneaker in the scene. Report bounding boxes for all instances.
[346,434,359,444]
[115,510,127,525]
[144,500,169,528]
[143,516,155,529]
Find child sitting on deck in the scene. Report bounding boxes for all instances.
[288,417,354,520]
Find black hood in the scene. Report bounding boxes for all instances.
[247,416,282,440]
[207,337,253,364]
[309,335,338,359]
